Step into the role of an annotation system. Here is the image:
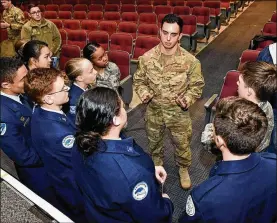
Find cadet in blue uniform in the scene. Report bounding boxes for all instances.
[72,87,174,223]
[179,97,277,223]
[0,57,53,200]
[64,58,97,124]
[24,68,86,222]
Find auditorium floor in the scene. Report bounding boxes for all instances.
[1,1,276,222]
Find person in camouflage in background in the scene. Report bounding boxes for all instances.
[0,0,25,57]
[133,14,205,190]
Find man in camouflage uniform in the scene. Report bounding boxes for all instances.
[0,0,25,57]
[133,14,205,189]
[21,4,61,57]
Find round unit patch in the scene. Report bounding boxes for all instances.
[0,123,7,136]
[62,135,75,148]
[132,181,148,201]
[186,195,195,216]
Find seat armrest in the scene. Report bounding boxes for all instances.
[204,94,218,109]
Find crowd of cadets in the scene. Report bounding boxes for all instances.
[1,1,277,222]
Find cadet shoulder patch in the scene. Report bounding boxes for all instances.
[62,135,75,148]
[0,123,7,136]
[132,181,148,201]
[69,106,76,114]
[186,195,195,216]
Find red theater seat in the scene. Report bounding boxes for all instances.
[88,31,109,51]
[60,45,81,70]
[67,30,87,49]
[117,22,137,39]
[137,23,159,37]
[121,12,139,23]
[133,36,160,60]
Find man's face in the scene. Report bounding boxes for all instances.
[160,22,182,50]
[237,74,249,100]
[46,76,69,106]
[34,46,52,69]
[9,65,28,95]
[1,0,11,9]
[29,6,42,21]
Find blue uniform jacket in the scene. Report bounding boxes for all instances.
[72,137,174,223]
[31,106,86,221]
[0,95,52,198]
[65,84,85,124]
[179,152,277,223]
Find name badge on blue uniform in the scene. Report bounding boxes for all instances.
[132,182,148,201]
[62,135,75,148]
[0,123,7,135]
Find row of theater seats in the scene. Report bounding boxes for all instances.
[204,10,276,124]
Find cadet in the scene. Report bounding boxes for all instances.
[24,68,86,222]
[72,87,174,223]
[64,58,97,124]
[133,14,205,189]
[0,57,53,201]
[0,0,25,57]
[21,4,61,57]
[179,97,277,223]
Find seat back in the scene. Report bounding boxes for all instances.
[45,4,59,12]
[270,12,276,23]
[99,21,117,37]
[49,19,63,29]
[88,4,103,11]
[137,23,159,37]
[81,20,98,33]
[108,50,130,80]
[59,28,67,45]
[110,33,133,55]
[73,4,88,12]
[107,0,121,4]
[67,30,87,49]
[157,13,167,27]
[44,11,58,19]
[63,19,81,30]
[186,1,203,8]
[59,4,73,12]
[137,5,153,14]
[104,4,120,12]
[58,11,72,19]
[73,11,87,20]
[169,0,185,6]
[104,12,121,24]
[121,4,136,13]
[203,1,221,16]
[38,5,45,12]
[53,0,65,4]
[88,31,109,51]
[121,12,139,23]
[139,13,157,24]
[121,0,135,4]
[137,0,152,5]
[78,0,90,4]
[173,6,190,15]
[60,45,81,70]
[154,5,172,15]
[238,50,261,70]
[87,11,103,21]
[180,15,197,35]
[133,36,160,59]
[117,22,137,39]
[153,0,168,6]
[192,7,210,25]
[262,22,277,36]
[219,70,240,99]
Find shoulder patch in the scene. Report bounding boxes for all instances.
[62,135,75,148]
[132,181,148,201]
[69,106,76,114]
[0,123,7,136]
[186,195,195,216]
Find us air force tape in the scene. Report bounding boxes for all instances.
[186,195,195,216]
[132,181,148,201]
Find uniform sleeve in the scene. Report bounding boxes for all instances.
[178,194,204,223]
[50,23,61,56]
[183,60,205,107]
[112,63,120,89]
[21,24,31,41]
[0,121,42,166]
[9,9,25,30]
[133,56,154,101]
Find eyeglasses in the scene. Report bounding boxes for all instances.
[47,85,70,95]
[30,10,41,15]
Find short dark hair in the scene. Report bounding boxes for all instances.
[75,87,121,156]
[27,3,39,12]
[240,61,277,101]
[22,40,48,66]
[83,42,101,61]
[214,96,268,155]
[0,57,25,85]
[161,14,183,33]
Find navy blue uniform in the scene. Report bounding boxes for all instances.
[179,153,277,223]
[72,137,174,223]
[66,83,85,124]
[0,95,52,199]
[31,107,86,222]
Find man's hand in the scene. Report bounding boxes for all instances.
[141,93,152,103]
[1,21,10,29]
[155,166,167,184]
[175,92,188,110]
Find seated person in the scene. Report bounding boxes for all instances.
[83,42,120,91]
[24,68,86,222]
[202,61,277,152]
[0,57,52,201]
[22,40,52,70]
[72,87,174,223]
[64,58,97,124]
[180,96,277,223]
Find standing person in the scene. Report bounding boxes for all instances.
[133,14,205,189]
[83,42,121,91]
[0,57,52,201]
[24,68,87,222]
[179,97,277,223]
[0,0,25,57]
[72,87,174,223]
[21,4,61,57]
[64,58,97,124]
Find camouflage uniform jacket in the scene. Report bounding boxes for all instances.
[21,18,61,56]
[96,62,120,91]
[2,5,25,40]
[133,44,205,108]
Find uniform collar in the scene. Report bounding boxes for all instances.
[0,94,31,115]
[73,82,86,91]
[30,18,48,27]
[153,43,182,60]
[1,91,22,104]
[102,137,140,156]
[215,153,261,175]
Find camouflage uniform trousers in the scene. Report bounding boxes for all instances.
[145,101,192,168]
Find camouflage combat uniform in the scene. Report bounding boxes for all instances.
[0,5,25,57]
[134,44,205,167]
[21,18,61,56]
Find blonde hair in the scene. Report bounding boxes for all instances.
[65,58,90,82]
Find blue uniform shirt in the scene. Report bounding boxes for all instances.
[0,95,52,199]
[72,137,174,223]
[65,83,85,124]
[179,152,277,223]
[31,106,86,222]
